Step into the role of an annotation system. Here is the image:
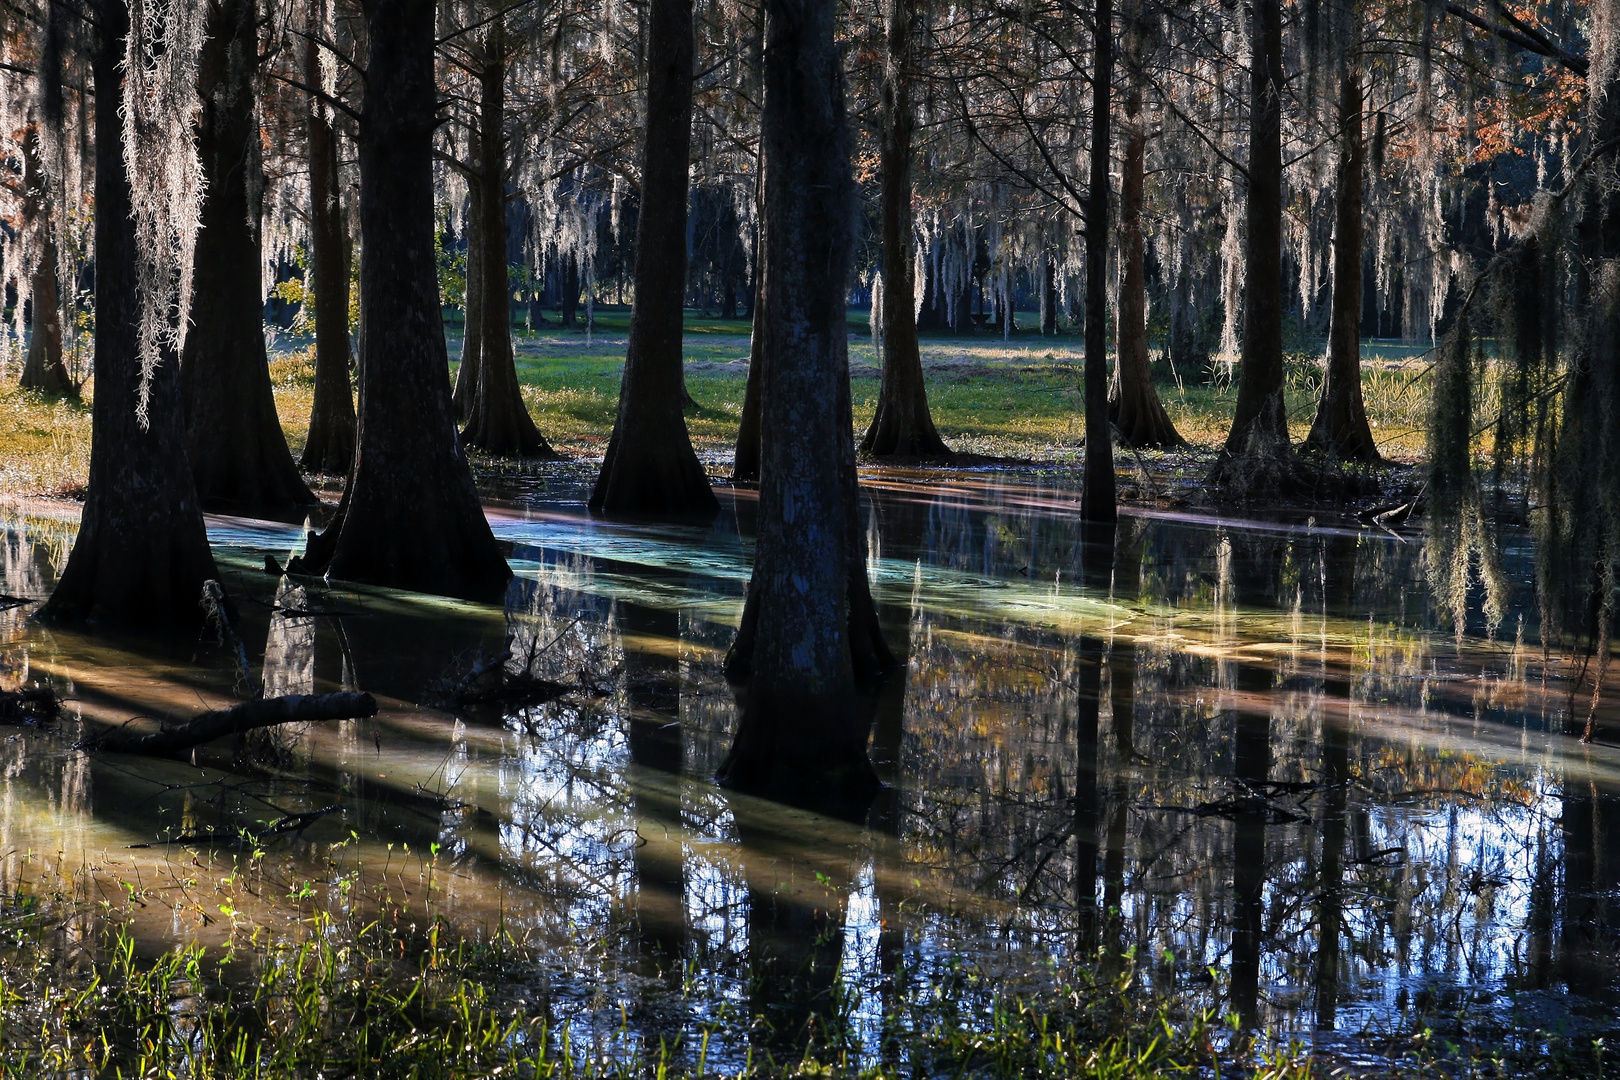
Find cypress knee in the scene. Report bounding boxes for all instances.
[181,0,316,513]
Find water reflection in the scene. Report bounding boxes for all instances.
[0,472,1616,1065]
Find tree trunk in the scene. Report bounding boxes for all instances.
[1039,256,1058,336]
[299,2,357,476]
[560,253,579,328]
[461,26,552,458]
[1081,0,1116,525]
[1221,0,1290,461]
[717,0,891,809]
[733,198,766,483]
[590,0,715,517]
[41,0,220,628]
[18,127,73,397]
[452,186,484,424]
[1110,13,1184,451]
[288,0,511,603]
[859,0,948,461]
[181,0,316,514]
[1305,66,1380,463]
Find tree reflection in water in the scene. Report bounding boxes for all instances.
[0,474,1615,1067]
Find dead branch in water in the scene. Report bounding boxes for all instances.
[0,687,59,723]
[81,692,378,755]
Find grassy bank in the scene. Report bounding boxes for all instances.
[0,869,1301,1080]
[0,313,1434,498]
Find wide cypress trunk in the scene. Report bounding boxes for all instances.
[1222,0,1289,461]
[41,0,220,628]
[299,9,357,477]
[181,0,316,514]
[859,0,948,460]
[462,30,552,458]
[1080,0,1116,524]
[1305,67,1380,462]
[289,0,511,602]
[19,127,73,397]
[717,0,891,808]
[590,0,714,516]
[1111,18,1184,451]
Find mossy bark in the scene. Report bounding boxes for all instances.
[42,0,220,629]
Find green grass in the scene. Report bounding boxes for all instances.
[0,315,1436,500]
[0,870,1317,1080]
[0,388,91,497]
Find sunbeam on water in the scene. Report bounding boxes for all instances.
[0,470,1616,1072]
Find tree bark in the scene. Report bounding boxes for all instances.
[41,0,221,628]
[1305,66,1380,463]
[181,0,316,514]
[1110,8,1184,451]
[461,26,552,458]
[299,5,357,477]
[717,0,890,809]
[859,0,948,460]
[288,0,512,603]
[18,127,73,397]
[452,187,484,424]
[1081,0,1116,524]
[560,253,579,328]
[590,0,715,516]
[1039,256,1058,336]
[1222,0,1290,461]
[732,194,766,483]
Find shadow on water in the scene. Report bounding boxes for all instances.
[1,469,1619,1067]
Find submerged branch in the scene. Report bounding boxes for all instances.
[82,692,378,756]
[0,687,60,723]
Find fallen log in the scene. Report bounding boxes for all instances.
[82,692,378,755]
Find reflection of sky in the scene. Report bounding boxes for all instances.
[0,479,1616,1066]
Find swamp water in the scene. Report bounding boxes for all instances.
[0,470,1616,1073]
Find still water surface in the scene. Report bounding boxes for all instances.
[0,469,1616,1067]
